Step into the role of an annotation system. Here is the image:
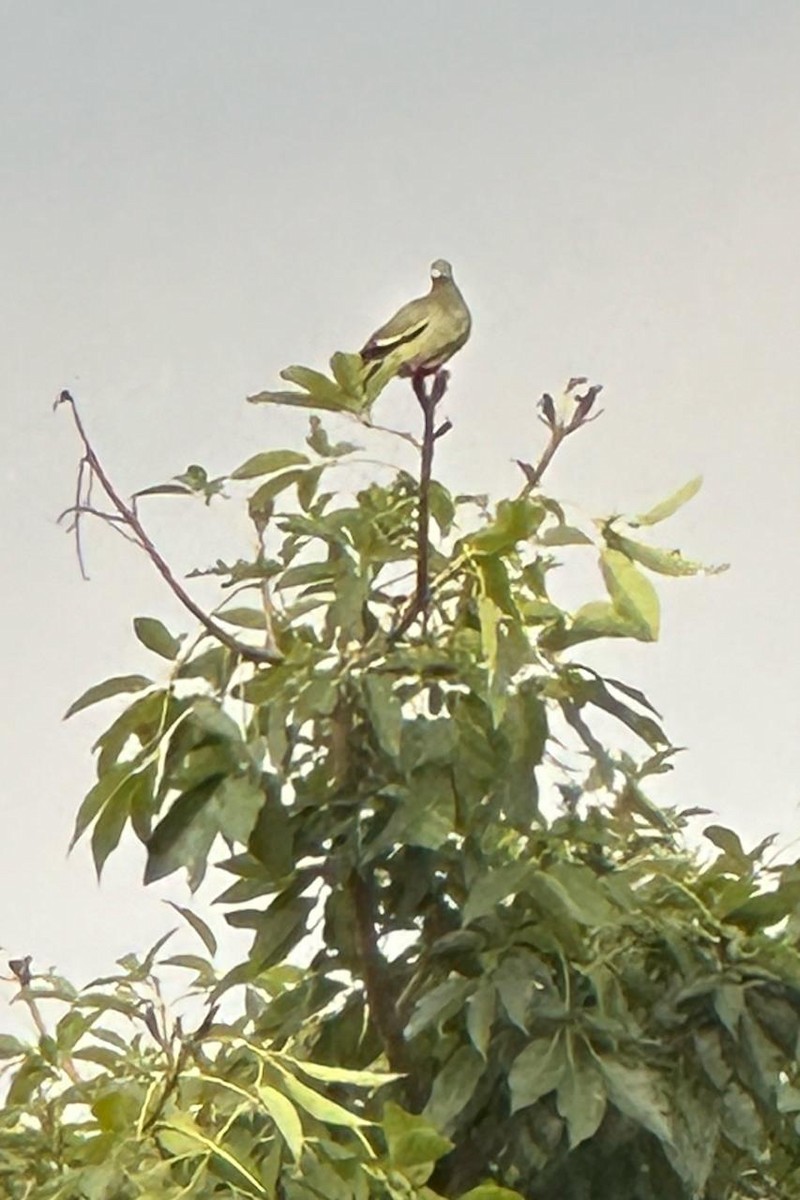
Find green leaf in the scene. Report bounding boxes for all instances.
[235,896,315,970]
[466,982,496,1059]
[478,594,501,674]
[714,983,745,1036]
[583,677,668,748]
[0,1035,25,1059]
[556,1046,607,1148]
[458,1188,526,1200]
[248,386,346,414]
[266,363,363,415]
[64,674,152,719]
[248,469,308,515]
[71,764,139,848]
[617,779,674,832]
[285,1055,395,1089]
[631,476,702,526]
[216,776,266,845]
[383,1102,454,1169]
[494,955,537,1030]
[144,777,224,888]
[367,770,456,857]
[597,1057,674,1148]
[600,548,660,641]
[158,1111,268,1193]
[329,351,367,399]
[605,531,710,577]
[249,791,294,881]
[429,480,456,534]
[306,415,359,458]
[363,675,403,758]
[405,979,471,1039]
[165,901,218,956]
[508,1035,567,1113]
[91,770,153,877]
[275,1064,372,1131]
[720,1083,761,1153]
[539,524,593,546]
[133,616,182,660]
[257,1083,304,1160]
[297,466,324,511]
[216,607,267,629]
[424,1045,485,1131]
[467,498,544,555]
[551,600,641,649]
[231,449,310,480]
[704,824,749,870]
[463,862,533,926]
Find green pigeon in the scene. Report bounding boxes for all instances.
[360,259,471,383]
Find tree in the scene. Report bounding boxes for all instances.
[1,334,798,1199]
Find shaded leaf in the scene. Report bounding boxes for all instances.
[556,1046,607,1148]
[598,1057,673,1148]
[165,902,218,956]
[424,1045,485,1132]
[508,1036,566,1113]
[133,617,182,660]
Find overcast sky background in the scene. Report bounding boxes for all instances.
[2,1,800,992]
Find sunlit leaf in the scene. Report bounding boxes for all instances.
[383,1102,453,1169]
[631,476,702,526]
[600,549,660,641]
[64,674,152,720]
[231,450,310,480]
[508,1035,566,1113]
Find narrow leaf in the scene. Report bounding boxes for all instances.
[231,450,309,480]
[165,902,218,956]
[64,674,152,720]
[631,476,702,526]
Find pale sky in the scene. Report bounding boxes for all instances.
[3,1,800,986]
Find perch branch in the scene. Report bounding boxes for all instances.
[55,391,282,665]
[390,369,451,640]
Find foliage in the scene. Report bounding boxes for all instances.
[0,941,428,1199]
[5,355,800,1198]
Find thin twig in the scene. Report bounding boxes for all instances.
[7,959,82,1086]
[55,391,282,665]
[517,382,604,495]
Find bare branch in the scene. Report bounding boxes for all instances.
[55,391,282,665]
[517,381,604,494]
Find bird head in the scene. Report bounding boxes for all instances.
[430,259,453,281]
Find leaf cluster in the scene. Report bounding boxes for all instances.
[11,370,800,1199]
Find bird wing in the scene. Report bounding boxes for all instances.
[360,295,431,362]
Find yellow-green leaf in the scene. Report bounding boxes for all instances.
[631,476,702,527]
